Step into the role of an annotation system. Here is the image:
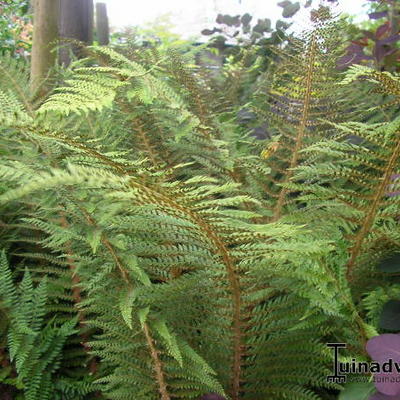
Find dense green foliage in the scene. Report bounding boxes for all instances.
[1,3,400,400]
[0,0,32,55]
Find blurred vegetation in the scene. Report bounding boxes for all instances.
[339,0,400,72]
[0,0,32,55]
[110,14,194,50]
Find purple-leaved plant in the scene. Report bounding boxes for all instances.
[366,334,400,399]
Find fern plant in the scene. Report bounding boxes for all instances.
[0,252,90,400]
[1,3,400,400]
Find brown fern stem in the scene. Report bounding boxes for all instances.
[134,116,160,167]
[272,34,317,221]
[346,134,400,280]
[142,321,171,400]
[118,101,165,167]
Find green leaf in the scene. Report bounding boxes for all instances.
[0,250,17,307]
[138,307,150,327]
[87,229,102,254]
[124,255,151,286]
[109,234,128,250]
[153,320,183,366]
[363,322,379,339]
[119,287,137,329]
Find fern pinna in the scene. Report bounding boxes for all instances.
[1,3,400,400]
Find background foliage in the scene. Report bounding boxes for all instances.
[0,0,32,55]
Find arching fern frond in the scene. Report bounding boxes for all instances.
[290,67,400,284]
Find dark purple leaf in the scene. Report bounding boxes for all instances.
[373,42,396,63]
[363,30,376,40]
[374,44,385,62]
[369,11,389,20]
[366,334,400,363]
[379,35,400,45]
[337,43,372,68]
[337,54,362,69]
[376,23,390,39]
[347,43,367,54]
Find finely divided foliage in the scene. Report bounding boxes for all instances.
[1,3,400,400]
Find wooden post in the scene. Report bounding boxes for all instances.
[30,0,60,97]
[96,3,110,45]
[59,0,94,66]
